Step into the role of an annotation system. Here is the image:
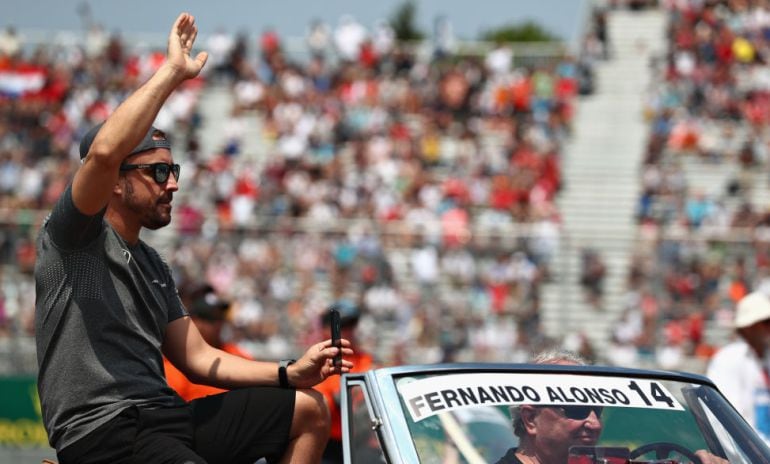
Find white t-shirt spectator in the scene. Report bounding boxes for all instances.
[334,15,367,61]
[411,245,439,285]
[372,19,395,56]
[306,20,331,56]
[0,26,21,57]
[485,45,513,76]
[206,29,235,69]
[707,339,770,440]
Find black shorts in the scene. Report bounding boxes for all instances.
[57,387,296,464]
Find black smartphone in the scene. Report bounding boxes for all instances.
[329,306,342,367]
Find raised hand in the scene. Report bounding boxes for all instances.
[166,12,208,81]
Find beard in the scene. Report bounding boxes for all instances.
[123,180,173,230]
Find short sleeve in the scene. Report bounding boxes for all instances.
[45,184,106,250]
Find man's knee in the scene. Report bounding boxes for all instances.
[294,388,331,431]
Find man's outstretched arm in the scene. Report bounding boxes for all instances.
[72,12,208,215]
[162,316,354,389]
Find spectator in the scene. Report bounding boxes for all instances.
[163,284,253,402]
[205,27,235,80]
[485,41,513,76]
[707,292,770,440]
[0,26,21,58]
[593,7,610,59]
[333,15,367,62]
[579,248,606,308]
[306,19,331,59]
[433,15,456,59]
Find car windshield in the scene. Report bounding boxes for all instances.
[388,370,770,464]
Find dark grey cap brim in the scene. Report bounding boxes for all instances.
[79,123,171,160]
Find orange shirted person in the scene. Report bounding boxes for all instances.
[163,285,252,402]
[316,301,375,464]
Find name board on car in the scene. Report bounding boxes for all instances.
[397,373,684,422]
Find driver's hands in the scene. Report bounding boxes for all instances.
[694,450,729,464]
[287,338,354,389]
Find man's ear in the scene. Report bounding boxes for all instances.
[113,179,123,195]
[520,405,539,434]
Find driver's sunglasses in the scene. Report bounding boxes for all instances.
[120,162,180,184]
[540,405,603,420]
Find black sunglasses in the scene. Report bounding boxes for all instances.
[539,405,603,420]
[120,162,180,183]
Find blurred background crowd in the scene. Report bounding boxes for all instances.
[612,0,770,369]
[1,0,770,378]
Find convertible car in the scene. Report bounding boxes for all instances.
[340,363,770,463]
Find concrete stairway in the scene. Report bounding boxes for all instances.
[196,83,266,164]
[197,83,236,160]
[540,9,667,353]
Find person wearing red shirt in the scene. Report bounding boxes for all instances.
[163,285,253,402]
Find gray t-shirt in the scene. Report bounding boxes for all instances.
[34,185,188,452]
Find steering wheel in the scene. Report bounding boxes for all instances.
[629,442,702,464]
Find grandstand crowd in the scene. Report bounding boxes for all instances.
[3,0,770,374]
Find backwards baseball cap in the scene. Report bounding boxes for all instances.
[735,291,770,329]
[188,285,230,322]
[322,300,361,327]
[79,122,171,160]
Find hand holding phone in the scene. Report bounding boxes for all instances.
[329,306,342,368]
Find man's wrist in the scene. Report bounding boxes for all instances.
[278,359,296,388]
[156,62,188,87]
